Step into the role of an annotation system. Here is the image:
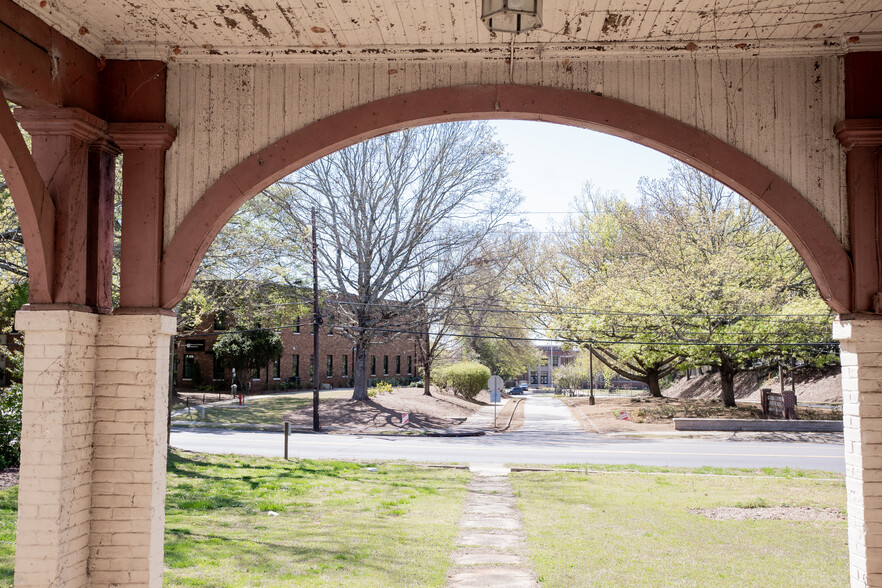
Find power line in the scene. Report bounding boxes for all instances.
[342,325,837,348]
[177,322,838,348]
[236,295,833,321]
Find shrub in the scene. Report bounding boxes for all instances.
[434,362,490,400]
[369,381,394,397]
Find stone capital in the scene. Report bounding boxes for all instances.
[15,107,108,143]
[108,122,176,151]
[836,119,882,149]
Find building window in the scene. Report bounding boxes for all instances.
[552,356,559,367]
[254,367,261,380]
[383,355,389,375]
[273,358,281,379]
[342,355,348,377]
[293,317,300,333]
[396,355,401,375]
[213,355,224,380]
[326,355,333,378]
[540,373,548,384]
[292,355,299,378]
[214,310,227,331]
[370,356,376,376]
[407,356,412,375]
[183,354,195,380]
[327,327,334,336]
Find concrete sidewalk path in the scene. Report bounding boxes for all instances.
[446,463,537,587]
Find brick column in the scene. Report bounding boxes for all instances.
[13,309,99,587]
[88,312,176,587]
[835,317,882,587]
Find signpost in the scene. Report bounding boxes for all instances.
[488,375,504,429]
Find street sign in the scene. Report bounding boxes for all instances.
[488,375,503,425]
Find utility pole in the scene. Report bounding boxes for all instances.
[589,343,595,405]
[312,206,321,432]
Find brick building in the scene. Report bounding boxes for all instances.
[521,345,578,387]
[174,314,420,392]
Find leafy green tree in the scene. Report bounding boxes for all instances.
[212,332,254,389]
[453,237,539,381]
[251,328,285,389]
[0,346,21,468]
[547,186,683,397]
[0,163,27,467]
[212,329,283,391]
[176,190,310,333]
[548,164,834,407]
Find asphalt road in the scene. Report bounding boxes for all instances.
[170,395,846,473]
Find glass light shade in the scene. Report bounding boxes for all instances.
[481,0,542,33]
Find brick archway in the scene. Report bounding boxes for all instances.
[161,84,852,313]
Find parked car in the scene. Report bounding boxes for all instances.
[509,386,525,395]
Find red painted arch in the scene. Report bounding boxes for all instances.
[161,84,852,313]
[0,89,53,303]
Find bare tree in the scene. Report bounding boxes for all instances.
[265,121,521,401]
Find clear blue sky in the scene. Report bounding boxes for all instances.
[489,120,675,231]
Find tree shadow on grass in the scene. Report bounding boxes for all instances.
[164,525,428,584]
[284,398,470,431]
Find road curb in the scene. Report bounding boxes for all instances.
[170,422,486,437]
[673,418,843,432]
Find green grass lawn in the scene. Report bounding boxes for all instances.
[511,468,848,587]
[163,451,467,587]
[172,389,352,426]
[0,487,14,586]
[0,459,849,587]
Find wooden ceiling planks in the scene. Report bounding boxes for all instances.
[9,0,881,61]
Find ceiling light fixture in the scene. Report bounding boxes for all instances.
[481,0,543,34]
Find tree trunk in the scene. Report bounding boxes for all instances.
[719,356,737,408]
[422,330,432,396]
[646,369,663,398]
[352,343,370,401]
[423,362,432,396]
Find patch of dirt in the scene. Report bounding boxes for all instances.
[692,506,845,522]
[563,396,841,434]
[665,365,842,404]
[0,468,18,490]
[283,387,492,432]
